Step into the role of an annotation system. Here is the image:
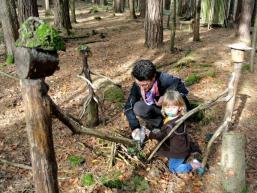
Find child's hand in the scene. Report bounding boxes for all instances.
[131,128,141,141]
[154,96,164,106]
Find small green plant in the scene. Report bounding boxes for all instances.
[68,155,85,166]
[123,175,149,192]
[240,186,248,193]
[199,63,212,68]
[206,71,216,78]
[176,55,195,68]
[103,179,123,189]
[185,73,201,86]
[104,84,124,102]
[242,64,250,72]
[6,54,14,64]
[81,173,95,186]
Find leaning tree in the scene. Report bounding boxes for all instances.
[145,0,163,48]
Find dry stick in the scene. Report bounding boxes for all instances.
[0,70,19,80]
[48,95,136,146]
[0,158,32,170]
[147,89,229,162]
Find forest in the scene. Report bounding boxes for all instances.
[0,0,257,192]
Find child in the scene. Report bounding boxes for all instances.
[146,89,202,173]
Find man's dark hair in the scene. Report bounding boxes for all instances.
[132,60,156,81]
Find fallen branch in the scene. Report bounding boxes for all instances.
[90,70,121,88]
[0,70,19,80]
[147,89,228,161]
[48,95,136,146]
[0,158,32,170]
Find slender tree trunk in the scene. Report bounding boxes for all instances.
[21,79,59,193]
[170,0,176,51]
[250,1,257,72]
[139,0,146,18]
[177,0,183,16]
[238,0,255,44]
[17,0,39,24]
[129,0,136,19]
[193,0,201,41]
[0,0,19,56]
[54,0,72,34]
[145,0,163,48]
[70,0,76,23]
[164,0,170,10]
[45,0,50,11]
[113,0,125,13]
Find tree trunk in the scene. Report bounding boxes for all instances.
[17,0,39,24]
[129,0,136,19]
[238,0,255,44]
[45,0,50,11]
[164,0,170,10]
[70,0,76,23]
[0,0,19,56]
[177,0,183,16]
[144,0,163,48]
[221,131,246,193]
[113,0,125,13]
[21,79,59,193]
[250,1,257,72]
[80,52,99,127]
[54,0,72,34]
[170,0,176,51]
[193,0,201,41]
[139,0,146,18]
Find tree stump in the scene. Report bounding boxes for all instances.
[16,47,60,193]
[221,131,246,193]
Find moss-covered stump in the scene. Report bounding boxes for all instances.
[101,81,124,103]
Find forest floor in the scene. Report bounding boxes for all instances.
[0,2,257,193]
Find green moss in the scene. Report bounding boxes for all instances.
[123,175,149,192]
[199,63,212,68]
[16,17,65,51]
[81,173,95,186]
[185,73,201,86]
[242,64,250,72]
[103,84,124,102]
[103,179,123,189]
[206,71,216,77]
[68,155,85,166]
[6,54,14,64]
[176,55,195,68]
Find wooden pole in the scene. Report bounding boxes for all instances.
[221,131,246,193]
[21,79,59,193]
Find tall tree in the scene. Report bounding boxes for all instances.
[193,0,201,41]
[238,0,255,44]
[113,0,125,13]
[70,0,76,23]
[129,0,136,19]
[54,0,72,34]
[0,0,19,56]
[145,0,163,48]
[250,0,257,72]
[170,0,176,51]
[17,0,39,24]
[139,0,146,18]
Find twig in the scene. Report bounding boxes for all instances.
[109,141,116,168]
[0,70,19,80]
[77,75,96,90]
[147,89,228,161]
[0,158,32,170]
[117,153,130,166]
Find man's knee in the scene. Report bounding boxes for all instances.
[133,101,152,117]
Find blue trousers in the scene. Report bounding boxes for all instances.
[168,158,192,173]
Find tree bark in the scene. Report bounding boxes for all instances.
[193,0,201,41]
[139,0,146,18]
[113,0,125,13]
[21,79,59,193]
[17,0,39,24]
[238,0,255,44]
[250,1,257,72]
[54,0,72,34]
[0,0,19,56]
[129,0,136,19]
[170,0,176,51]
[45,0,50,11]
[70,0,77,23]
[221,132,246,193]
[144,0,163,48]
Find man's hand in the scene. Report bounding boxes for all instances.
[154,96,164,107]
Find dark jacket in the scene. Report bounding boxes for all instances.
[149,117,190,159]
[124,71,189,130]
